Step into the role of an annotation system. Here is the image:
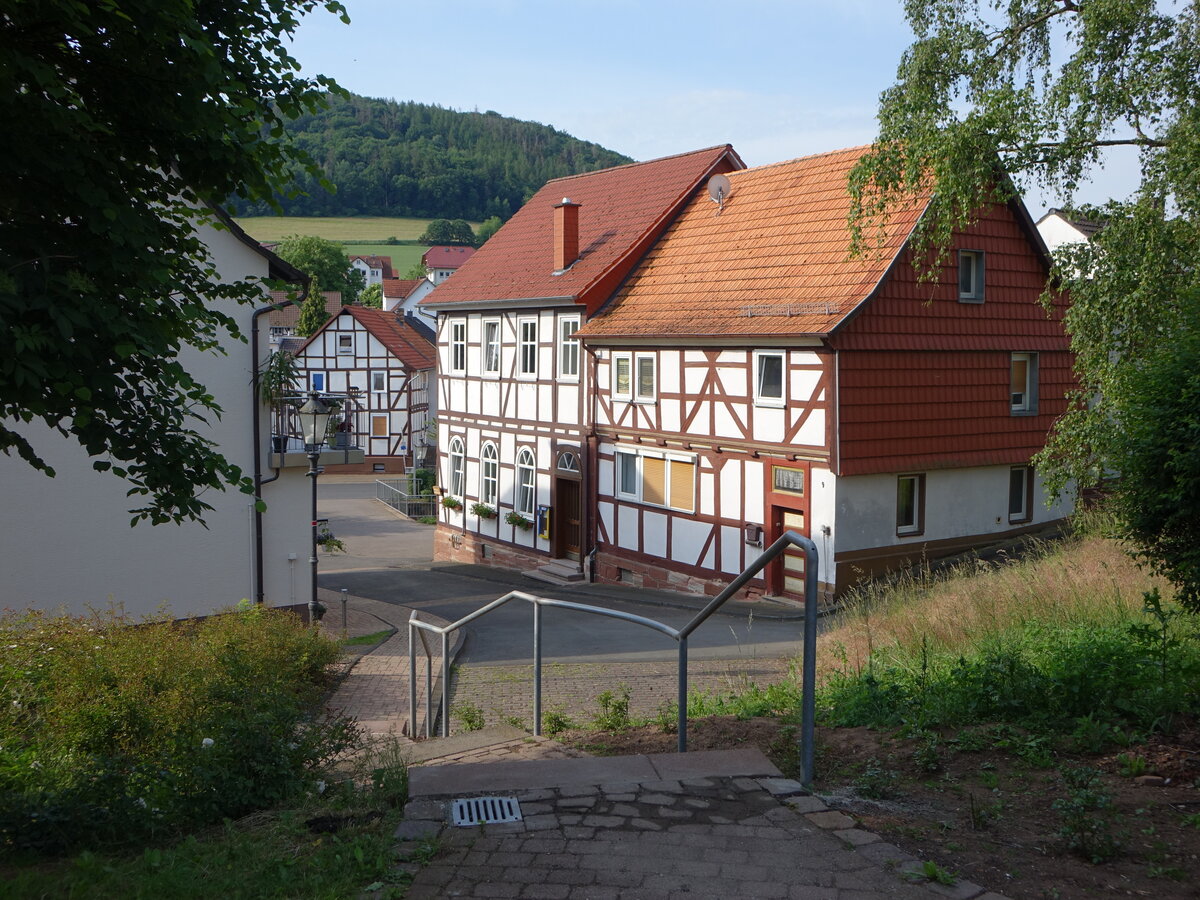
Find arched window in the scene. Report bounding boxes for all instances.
[448,437,465,498]
[516,448,536,516]
[480,442,498,506]
[557,450,580,473]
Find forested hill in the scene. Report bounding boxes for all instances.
[231,93,634,221]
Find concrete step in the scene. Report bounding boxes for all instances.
[523,559,584,586]
[404,724,530,764]
[409,747,782,797]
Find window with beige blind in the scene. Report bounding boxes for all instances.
[1010,352,1038,415]
[613,448,695,512]
[371,414,388,437]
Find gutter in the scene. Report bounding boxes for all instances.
[250,279,310,605]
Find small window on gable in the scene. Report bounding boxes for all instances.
[896,473,925,536]
[755,351,785,406]
[635,354,656,402]
[1010,352,1038,415]
[337,333,353,355]
[310,372,325,393]
[449,320,467,373]
[1009,466,1033,523]
[371,371,386,392]
[958,250,985,303]
[613,353,632,400]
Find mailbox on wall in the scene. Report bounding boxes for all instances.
[536,505,551,540]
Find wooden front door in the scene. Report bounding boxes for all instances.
[768,506,809,601]
[555,477,581,560]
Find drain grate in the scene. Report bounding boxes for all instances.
[451,795,523,826]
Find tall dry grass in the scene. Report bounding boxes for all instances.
[816,531,1165,682]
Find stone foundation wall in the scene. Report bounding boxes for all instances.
[593,551,765,602]
[433,525,547,571]
[321,456,411,476]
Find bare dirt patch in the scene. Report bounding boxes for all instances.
[561,718,1200,899]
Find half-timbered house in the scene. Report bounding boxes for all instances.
[577,148,1074,599]
[421,146,745,579]
[292,306,436,474]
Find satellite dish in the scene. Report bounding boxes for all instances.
[707,174,732,212]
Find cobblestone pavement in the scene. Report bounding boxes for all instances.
[396,767,1007,899]
[447,659,797,732]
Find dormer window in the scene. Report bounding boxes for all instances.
[958,250,985,303]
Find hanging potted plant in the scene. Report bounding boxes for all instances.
[441,495,463,510]
[471,502,497,519]
[505,511,532,529]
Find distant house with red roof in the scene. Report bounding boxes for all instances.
[349,254,394,287]
[422,145,1073,598]
[421,245,475,285]
[291,306,436,474]
[266,290,343,349]
[382,276,437,327]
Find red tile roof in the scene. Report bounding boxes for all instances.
[576,147,930,339]
[297,307,435,370]
[266,290,343,328]
[382,277,425,299]
[350,255,394,278]
[421,246,476,268]
[422,145,744,314]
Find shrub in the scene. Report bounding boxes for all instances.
[0,604,354,853]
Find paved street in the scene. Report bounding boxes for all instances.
[316,480,810,668]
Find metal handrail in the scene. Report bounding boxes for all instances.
[407,531,819,786]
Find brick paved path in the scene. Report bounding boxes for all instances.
[446,658,797,733]
[396,772,997,899]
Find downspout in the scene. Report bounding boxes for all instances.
[251,281,310,605]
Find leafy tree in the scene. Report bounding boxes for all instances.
[475,215,504,246]
[274,235,363,305]
[418,219,476,246]
[295,291,332,339]
[403,261,429,280]
[360,283,383,308]
[1,0,348,524]
[849,1,1200,608]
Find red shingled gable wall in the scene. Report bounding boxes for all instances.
[831,201,1073,476]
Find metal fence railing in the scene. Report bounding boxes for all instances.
[376,479,437,519]
[408,531,820,787]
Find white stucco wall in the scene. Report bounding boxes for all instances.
[0,217,312,620]
[833,465,1074,559]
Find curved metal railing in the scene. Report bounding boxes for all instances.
[409,531,819,786]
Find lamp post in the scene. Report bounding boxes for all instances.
[298,393,332,625]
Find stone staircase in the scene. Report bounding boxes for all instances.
[523,557,584,586]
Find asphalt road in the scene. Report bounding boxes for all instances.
[316,481,807,667]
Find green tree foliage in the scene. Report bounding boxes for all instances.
[1,0,348,524]
[849,0,1200,609]
[474,215,504,246]
[232,94,632,220]
[359,283,383,308]
[273,235,363,305]
[418,218,475,246]
[295,291,333,339]
[402,261,428,280]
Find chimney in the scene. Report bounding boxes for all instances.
[553,197,581,272]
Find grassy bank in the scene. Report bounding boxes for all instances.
[235,216,436,242]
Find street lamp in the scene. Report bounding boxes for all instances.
[298,393,332,625]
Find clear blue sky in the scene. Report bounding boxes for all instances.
[287,0,1129,217]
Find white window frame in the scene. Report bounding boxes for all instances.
[754,351,786,407]
[370,414,389,438]
[309,372,325,392]
[558,316,581,380]
[371,371,386,393]
[634,353,656,403]
[958,250,985,303]
[896,473,925,536]
[611,447,696,513]
[1009,466,1032,523]
[337,333,354,355]
[448,437,465,498]
[449,319,467,374]
[612,352,632,400]
[480,442,499,506]
[515,447,536,516]
[1010,352,1039,415]
[517,317,538,378]
[481,318,501,376]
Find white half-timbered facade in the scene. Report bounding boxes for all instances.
[292,306,436,474]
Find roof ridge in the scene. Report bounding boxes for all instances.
[730,145,873,177]
[543,145,734,186]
